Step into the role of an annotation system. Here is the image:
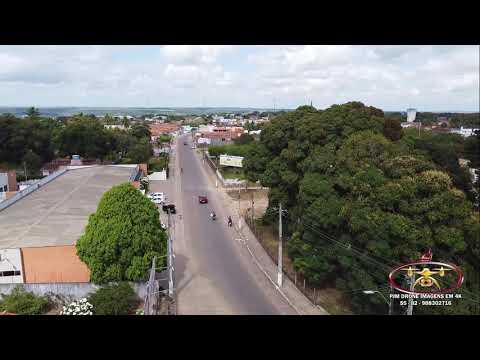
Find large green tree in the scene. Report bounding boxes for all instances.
[54,116,113,159]
[0,114,57,166]
[76,183,167,284]
[244,102,480,315]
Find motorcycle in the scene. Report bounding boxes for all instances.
[210,213,217,221]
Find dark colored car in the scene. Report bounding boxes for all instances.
[198,195,208,204]
[162,204,176,214]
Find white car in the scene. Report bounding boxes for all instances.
[147,192,166,204]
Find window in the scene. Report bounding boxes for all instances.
[0,270,21,277]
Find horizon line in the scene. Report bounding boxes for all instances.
[0,105,478,113]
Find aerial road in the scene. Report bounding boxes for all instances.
[170,134,296,315]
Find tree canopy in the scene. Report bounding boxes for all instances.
[0,113,154,172]
[243,102,479,315]
[76,183,167,284]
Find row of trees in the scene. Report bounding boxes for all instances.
[243,102,479,315]
[0,111,154,175]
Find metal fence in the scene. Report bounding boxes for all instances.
[244,216,325,308]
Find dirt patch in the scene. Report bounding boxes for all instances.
[226,188,269,219]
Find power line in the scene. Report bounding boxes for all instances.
[301,214,397,266]
[301,217,400,271]
[302,219,480,302]
[299,231,391,285]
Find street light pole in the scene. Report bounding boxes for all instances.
[167,209,174,298]
[363,290,391,315]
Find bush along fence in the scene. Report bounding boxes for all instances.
[244,216,329,311]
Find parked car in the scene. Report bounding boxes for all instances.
[162,204,176,214]
[148,192,165,204]
[198,195,208,204]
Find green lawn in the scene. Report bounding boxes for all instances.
[148,156,169,173]
[221,167,245,180]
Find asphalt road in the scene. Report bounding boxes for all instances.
[172,134,295,315]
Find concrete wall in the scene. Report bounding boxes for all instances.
[0,249,23,284]
[0,282,147,300]
[148,171,167,181]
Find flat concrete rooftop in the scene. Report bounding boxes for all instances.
[0,166,134,250]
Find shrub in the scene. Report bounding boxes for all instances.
[88,282,138,315]
[0,286,50,315]
[60,298,93,315]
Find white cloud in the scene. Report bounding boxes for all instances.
[162,45,232,65]
[0,45,477,110]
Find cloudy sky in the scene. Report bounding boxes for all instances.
[0,45,478,111]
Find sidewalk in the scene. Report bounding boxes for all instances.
[196,150,328,315]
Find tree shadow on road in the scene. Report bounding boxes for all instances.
[174,253,195,293]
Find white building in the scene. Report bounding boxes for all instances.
[104,124,127,130]
[401,122,417,128]
[450,127,479,138]
[0,249,24,284]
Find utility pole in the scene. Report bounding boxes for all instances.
[251,190,254,225]
[277,203,283,287]
[238,187,242,229]
[167,209,174,298]
[407,273,415,315]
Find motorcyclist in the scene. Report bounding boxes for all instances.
[210,211,216,220]
[227,216,233,227]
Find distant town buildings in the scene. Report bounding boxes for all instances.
[149,123,181,142]
[193,125,244,146]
